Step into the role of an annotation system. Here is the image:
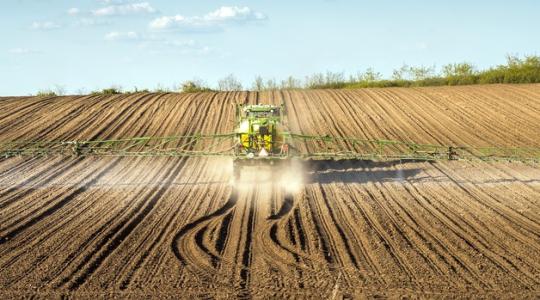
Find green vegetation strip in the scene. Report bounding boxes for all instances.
[32,55,540,96]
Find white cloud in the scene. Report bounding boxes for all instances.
[76,18,111,27]
[150,15,185,30]
[67,8,80,16]
[105,31,139,41]
[149,6,266,30]
[31,21,61,30]
[205,6,266,22]
[93,2,156,16]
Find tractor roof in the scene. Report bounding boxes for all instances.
[242,104,280,112]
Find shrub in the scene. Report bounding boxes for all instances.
[36,90,57,97]
[180,80,214,93]
[36,85,65,97]
[130,87,150,93]
[91,86,122,95]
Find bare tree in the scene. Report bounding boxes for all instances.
[251,75,265,91]
[280,76,302,89]
[218,74,243,91]
[53,84,66,96]
[265,78,278,90]
[392,64,410,81]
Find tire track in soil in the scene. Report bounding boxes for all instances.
[47,94,210,289]
[131,94,235,286]
[291,167,389,289]
[422,163,540,285]
[421,162,540,252]
[399,166,536,288]
[31,160,159,287]
[0,158,90,234]
[254,186,349,293]
[426,87,530,147]
[6,93,198,288]
[262,191,312,290]
[390,180,494,289]
[172,183,300,297]
[314,185,362,268]
[1,97,83,141]
[353,89,414,141]
[52,92,215,289]
[237,190,257,298]
[0,96,45,121]
[0,158,118,246]
[15,97,99,142]
[114,160,221,290]
[331,182,416,285]
[304,186,337,266]
[396,182,497,288]
[171,189,239,267]
[171,175,225,273]
[374,180,471,278]
[432,162,540,239]
[0,174,100,232]
[0,158,80,209]
[441,89,537,146]
[0,157,43,183]
[0,159,139,285]
[85,94,157,140]
[0,97,63,137]
[357,176,486,288]
[140,93,238,293]
[54,95,131,141]
[476,163,540,209]
[326,90,374,140]
[349,183,450,284]
[57,157,189,290]
[1,88,540,296]
[471,87,540,130]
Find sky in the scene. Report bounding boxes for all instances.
[1,0,539,95]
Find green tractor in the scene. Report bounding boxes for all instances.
[233,104,291,180]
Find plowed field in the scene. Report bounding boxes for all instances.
[1,85,540,298]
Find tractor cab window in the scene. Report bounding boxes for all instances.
[244,107,280,118]
[246,111,259,117]
[247,111,273,117]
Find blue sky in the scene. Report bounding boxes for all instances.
[1,0,539,95]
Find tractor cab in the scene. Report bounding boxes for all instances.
[234,104,287,160]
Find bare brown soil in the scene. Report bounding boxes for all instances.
[1,85,540,298]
